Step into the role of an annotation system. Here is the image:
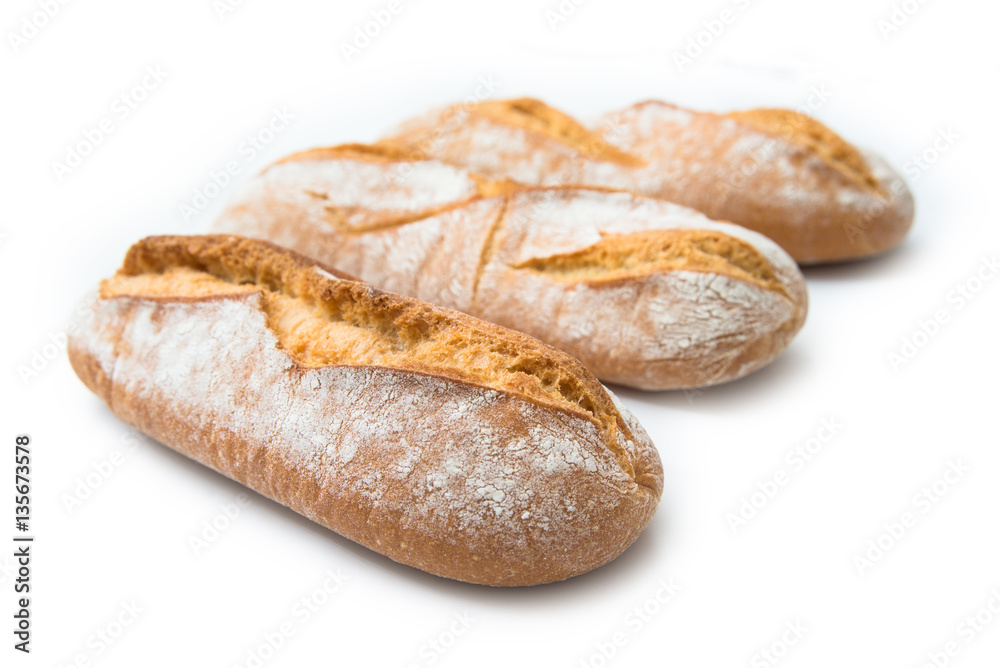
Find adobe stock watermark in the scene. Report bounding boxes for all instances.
[340,0,416,64]
[877,0,932,41]
[501,113,627,231]
[61,429,149,514]
[727,417,843,534]
[843,179,911,245]
[17,330,70,385]
[404,612,475,668]
[713,83,834,202]
[51,65,168,182]
[55,600,144,668]
[902,126,959,182]
[377,75,500,187]
[16,291,100,385]
[214,0,248,20]
[188,493,253,556]
[7,0,72,54]
[887,254,997,372]
[672,0,754,73]
[544,0,591,31]
[852,459,970,575]
[751,620,808,668]
[845,126,957,246]
[177,106,294,223]
[577,578,681,667]
[232,569,350,668]
[915,588,1000,668]
[682,386,709,405]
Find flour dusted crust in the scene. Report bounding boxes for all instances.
[478,189,807,389]
[67,235,663,587]
[379,98,915,264]
[214,151,808,389]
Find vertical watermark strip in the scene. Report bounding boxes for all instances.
[12,434,33,653]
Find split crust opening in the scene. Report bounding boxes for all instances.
[100,236,638,479]
[513,228,788,297]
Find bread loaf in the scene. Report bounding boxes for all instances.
[378,98,914,264]
[213,145,808,390]
[67,235,663,586]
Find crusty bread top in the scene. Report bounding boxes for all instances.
[276,142,429,165]
[726,108,879,191]
[435,98,645,167]
[226,147,797,303]
[511,228,788,297]
[268,143,526,233]
[101,235,639,478]
[387,98,881,193]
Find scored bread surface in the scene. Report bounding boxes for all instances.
[68,235,663,586]
[378,98,914,264]
[214,152,808,389]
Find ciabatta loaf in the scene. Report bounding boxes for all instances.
[67,235,663,587]
[378,98,914,264]
[213,146,808,390]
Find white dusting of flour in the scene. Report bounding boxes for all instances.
[73,289,645,561]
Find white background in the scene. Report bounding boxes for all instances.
[2,0,999,666]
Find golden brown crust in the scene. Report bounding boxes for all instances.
[214,155,809,390]
[110,235,632,453]
[380,98,914,264]
[272,143,528,235]
[511,228,788,297]
[725,108,879,191]
[68,235,663,586]
[276,142,429,165]
[472,98,646,167]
